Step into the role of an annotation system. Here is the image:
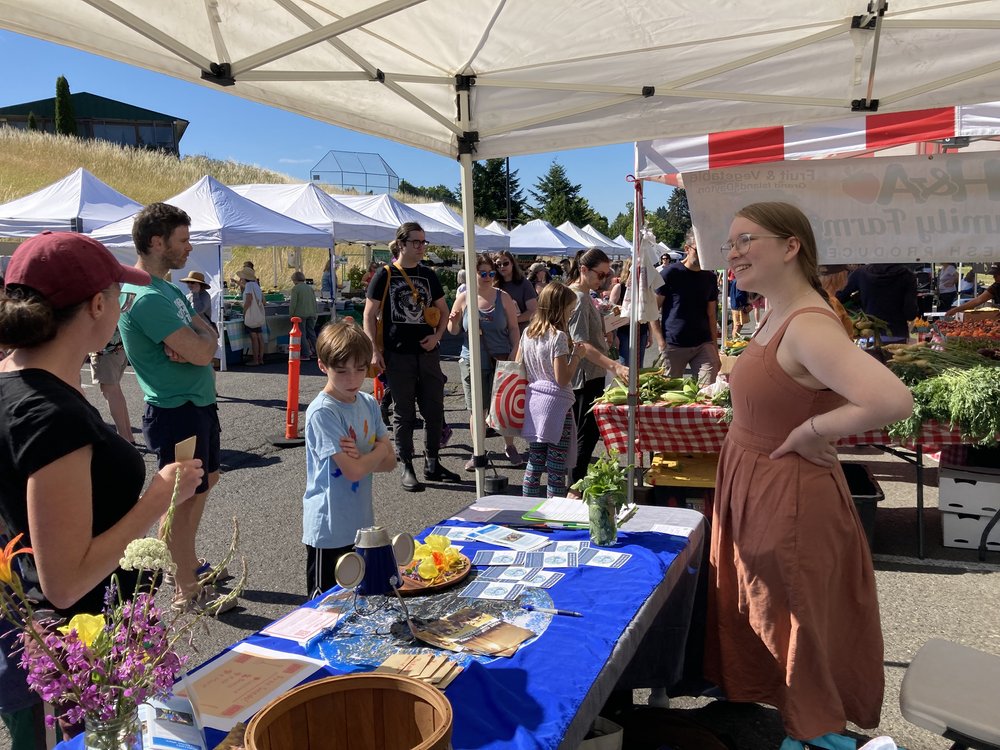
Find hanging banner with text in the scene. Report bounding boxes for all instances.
[685,151,1000,268]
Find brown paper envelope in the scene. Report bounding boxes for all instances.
[436,663,463,689]
[405,654,432,678]
[416,655,447,681]
[175,436,197,462]
[427,658,455,684]
[376,653,414,675]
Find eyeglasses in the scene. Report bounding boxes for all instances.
[496,260,511,268]
[478,270,496,279]
[720,233,785,259]
[120,292,136,313]
[406,239,430,247]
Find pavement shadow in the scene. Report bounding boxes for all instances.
[216,395,288,409]
[219,449,283,472]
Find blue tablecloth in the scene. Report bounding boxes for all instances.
[57,501,705,750]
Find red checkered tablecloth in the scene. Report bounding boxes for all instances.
[594,403,967,455]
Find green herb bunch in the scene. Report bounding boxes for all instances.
[571,451,629,509]
[888,366,1000,445]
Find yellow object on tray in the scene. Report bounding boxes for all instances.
[647,452,719,489]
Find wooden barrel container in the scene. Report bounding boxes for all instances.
[244,673,453,750]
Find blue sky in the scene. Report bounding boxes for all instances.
[0,30,673,224]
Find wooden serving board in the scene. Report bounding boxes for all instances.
[397,554,472,597]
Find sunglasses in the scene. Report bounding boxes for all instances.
[119,292,136,313]
[588,268,610,282]
[496,260,512,268]
[478,270,496,279]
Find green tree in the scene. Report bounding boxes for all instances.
[608,202,634,242]
[528,160,591,226]
[586,211,611,237]
[26,111,38,130]
[466,158,528,227]
[397,179,458,204]
[659,188,691,248]
[54,76,76,137]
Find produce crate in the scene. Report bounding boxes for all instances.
[938,467,1000,516]
[941,511,1000,552]
[841,462,884,551]
[957,309,1000,322]
[646,453,717,521]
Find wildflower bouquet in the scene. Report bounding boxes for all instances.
[0,472,243,748]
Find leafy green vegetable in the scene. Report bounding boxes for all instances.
[888,366,1000,445]
[571,451,629,509]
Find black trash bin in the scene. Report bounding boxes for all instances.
[840,462,884,551]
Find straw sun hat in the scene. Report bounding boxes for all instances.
[180,270,211,288]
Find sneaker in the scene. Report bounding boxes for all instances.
[171,585,238,616]
[163,559,231,588]
[504,444,525,467]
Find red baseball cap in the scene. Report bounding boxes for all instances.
[4,231,151,309]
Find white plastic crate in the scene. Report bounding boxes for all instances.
[938,468,1000,516]
[941,510,1000,551]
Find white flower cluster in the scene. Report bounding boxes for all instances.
[119,538,176,573]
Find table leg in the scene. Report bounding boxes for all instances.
[915,444,924,560]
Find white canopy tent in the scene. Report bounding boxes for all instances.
[230,183,397,243]
[485,221,511,237]
[581,224,623,251]
[90,175,332,370]
[14,0,1000,501]
[557,221,618,251]
[0,167,141,237]
[613,235,632,250]
[333,193,463,247]
[404,201,509,250]
[509,219,586,257]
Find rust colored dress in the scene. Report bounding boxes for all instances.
[705,307,884,739]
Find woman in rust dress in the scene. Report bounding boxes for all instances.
[708,203,913,750]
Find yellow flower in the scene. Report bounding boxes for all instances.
[417,558,440,580]
[0,533,33,585]
[424,535,450,552]
[57,613,105,648]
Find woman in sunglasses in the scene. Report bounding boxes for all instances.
[447,254,523,468]
[493,250,537,333]
[567,248,630,485]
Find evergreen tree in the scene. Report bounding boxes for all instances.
[54,76,77,137]
[459,159,528,227]
[26,112,38,131]
[528,161,590,226]
[660,189,691,248]
[608,202,634,242]
[397,179,458,205]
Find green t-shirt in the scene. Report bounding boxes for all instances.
[289,282,318,319]
[119,277,217,408]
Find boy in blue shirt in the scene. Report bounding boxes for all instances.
[303,321,396,598]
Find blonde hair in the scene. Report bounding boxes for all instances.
[525,281,577,339]
[316,319,373,369]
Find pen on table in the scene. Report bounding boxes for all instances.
[522,604,583,618]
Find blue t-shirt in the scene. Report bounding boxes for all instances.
[658,264,719,347]
[303,390,388,548]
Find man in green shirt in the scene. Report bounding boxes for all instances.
[289,270,319,360]
[119,202,234,615]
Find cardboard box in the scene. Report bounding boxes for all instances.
[941,510,1000,551]
[939,468,1000,516]
[957,309,1000,322]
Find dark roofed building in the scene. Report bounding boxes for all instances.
[0,91,188,155]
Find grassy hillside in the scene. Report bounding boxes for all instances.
[0,128,404,288]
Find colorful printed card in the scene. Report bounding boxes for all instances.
[579,548,632,568]
[458,580,526,600]
[472,550,527,566]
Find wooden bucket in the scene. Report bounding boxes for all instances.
[244,673,453,750]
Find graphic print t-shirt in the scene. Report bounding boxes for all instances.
[366,263,444,354]
[303,391,388,548]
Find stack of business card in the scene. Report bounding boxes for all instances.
[466,524,550,551]
[375,653,463,688]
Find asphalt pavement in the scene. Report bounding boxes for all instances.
[12,337,999,750]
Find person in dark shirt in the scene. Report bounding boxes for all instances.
[0,232,203,748]
[836,264,918,339]
[944,263,1000,317]
[652,231,721,385]
[364,222,460,492]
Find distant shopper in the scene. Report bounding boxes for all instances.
[303,321,395,598]
[944,263,1000,317]
[937,263,959,310]
[181,271,213,326]
[837,264,918,339]
[494,250,537,331]
[289,271,319,360]
[364,222,460,492]
[89,327,135,442]
[237,268,265,366]
[529,262,550,296]
[653,231,721,385]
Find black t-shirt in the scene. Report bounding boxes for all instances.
[988,281,1000,304]
[658,264,719,347]
[366,263,445,354]
[0,369,144,616]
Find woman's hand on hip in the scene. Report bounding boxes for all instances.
[769,422,838,467]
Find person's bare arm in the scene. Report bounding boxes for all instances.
[707,300,719,343]
[447,292,467,336]
[518,296,537,325]
[501,292,521,354]
[162,316,219,366]
[330,438,393,483]
[363,297,385,370]
[27,450,203,609]
[944,290,992,316]
[770,313,913,466]
[372,434,397,473]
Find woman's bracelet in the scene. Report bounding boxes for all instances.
[809,416,824,438]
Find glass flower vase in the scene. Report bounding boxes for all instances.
[83,704,142,750]
[588,495,618,547]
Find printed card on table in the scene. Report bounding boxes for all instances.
[429,525,478,541]
[478,566,543,582]
[522,551,579,568]
[579,548,632,569]
[522,570,564,589]
[472,550,526,567]
[651,523,693,538]
[259,607,342,646]
[466,524,550,551]
[458,580,525,601]
[544,540,590,554]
